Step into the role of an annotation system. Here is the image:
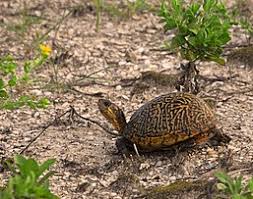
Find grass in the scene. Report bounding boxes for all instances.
[92,0,156,31]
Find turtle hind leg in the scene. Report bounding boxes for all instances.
[207,128,231,146]
[194,128,231,146]
[194,133,210,145]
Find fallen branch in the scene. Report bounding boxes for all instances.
[20,106,118,154]
[68,87,105,97]
[20,109,72,154]
[69,106,118,136]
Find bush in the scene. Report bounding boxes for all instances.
[159,0,231,65]
[0,155,58,199]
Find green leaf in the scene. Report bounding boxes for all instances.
[203,0,216,12]
[36,98,50,108]
[26,100,37,109]
[38,159,55,178]
[0,89,9,99]
[15,155,40,178]
[24,61,32,73]
[164,17,177,30]
[38,171,55,185]
[8,75,17,87]
[0,55,17,75]
[247,178,253,192]
[171,0,182,16]
[215,172,233,185]
[159,2,177,31]
[171,35,186,49]
[231,195,245,199]
[0,79,4,89]
[234,176,243,194]
[190,3,200,15]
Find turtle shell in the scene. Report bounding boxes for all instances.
[123,92,216,151]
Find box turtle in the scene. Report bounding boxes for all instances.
[98,92,230,153]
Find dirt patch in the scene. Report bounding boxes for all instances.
[1,0,253,198]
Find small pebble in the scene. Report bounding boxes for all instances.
[139,162,150,170]
[115,85,122,91]
[169,176,176,181]
[155,161,163,167]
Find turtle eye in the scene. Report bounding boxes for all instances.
[98,99,112,108]
[103,100,111,107]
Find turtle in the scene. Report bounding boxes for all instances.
[98,92,230,153]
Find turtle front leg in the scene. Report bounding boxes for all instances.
[116,137,140,157]
[116,137,129,155]
[207,128,231,146]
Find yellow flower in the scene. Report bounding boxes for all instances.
[39,44,52,56]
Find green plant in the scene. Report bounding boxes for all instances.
[159,0,231,65]
[216,172,253,199]
[230,0,253,43]
[0,155,58,199]
[92,0,153,31]
[239,18,253,41]
[3,7,42,37]
[93,0,103,32]
[0,44,51,109]
[126,0,150,16]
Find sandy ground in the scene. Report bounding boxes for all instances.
[0,0,253,198]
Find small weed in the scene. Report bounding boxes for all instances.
[92,0,152,31]
[126,0,150,17]
[230,0,253,43]
[93,0,103,32]
[7,15,41,36]
[4,6,42,37]
[0,154,58,199]
[215,171,253,199]
[0,44,51,110]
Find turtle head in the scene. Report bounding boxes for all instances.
[98,99,127,134]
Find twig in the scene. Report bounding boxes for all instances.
[85,65,116,79]
[70,106,119,136]
[224,87,253,96]
[199,74,239,83]
[69,79,134,88]
[67,86,105,97]
[20,106,118,154]
[224,43,253,49]
[20,109,72,154]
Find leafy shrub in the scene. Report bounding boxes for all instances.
[0,155,58,199]
[0,44,51,109]
[159,0,231,65]
[216,172,253,199]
